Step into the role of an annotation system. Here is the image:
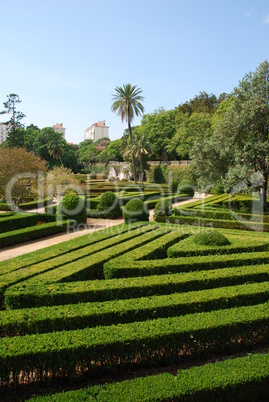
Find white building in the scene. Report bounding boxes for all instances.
[52,123,66,138]
[84,120,109,142]
[0,123,10,143]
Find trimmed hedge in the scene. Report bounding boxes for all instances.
[0,302,268,385]
[56,193,87,224]
[1,282,268,337]
[103,248,269,279]
[97,191,122,218]
[5,264,269,309]
[122,198,149,223]
[155,214,269,232]
[28,352,269,402]
[0,224,158,290]
[0,213,38,233]
[0,220,70,249]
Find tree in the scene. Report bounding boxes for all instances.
[111,84,144,183]
[167,112,213,160]
[1,94,25,146]
[124,128,150,189]
[0,147,46,207]
[191,60,269,210]
[139,108,178,161]
[45,166,80,201]
[76,140,99,170]
[47,131,66,166]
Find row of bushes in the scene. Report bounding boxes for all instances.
[0,220,70,249]
[154,214,269,231]
[0,213,38,233]
[1,281,268,337]
[4,263,269,309]
[167,234,269,258]
[29,352,269,402]
[103,247,269,279]
[0,302,268,385]
[175,206,269,224]
[0,225,157,291]
[0,222,147,277]
[0,197,53,211]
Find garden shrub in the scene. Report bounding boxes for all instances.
[154,199,173,217]
[192,230,231,246]
[57,193,87,224]
[97,191,122,218]
[89,172,97,179]
[108,176,116,182]
[153,165,166,184]
[177,179,195,197]
[122,198,149,223]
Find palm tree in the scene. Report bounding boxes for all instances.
[111,84,144,183]
[124,132,150,190]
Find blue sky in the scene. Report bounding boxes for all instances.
[0,0,268,144]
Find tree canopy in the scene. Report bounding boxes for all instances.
[191,59,269,209]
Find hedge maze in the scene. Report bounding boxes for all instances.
[0,221,268,400]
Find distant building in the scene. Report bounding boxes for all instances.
[84,120,109,142]
[52,123,66,138]
[0,123,10,143]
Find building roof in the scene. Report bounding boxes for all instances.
[86,120,109,130]
[53,123,64,129]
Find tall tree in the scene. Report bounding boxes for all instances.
[125,128,150,189]
[191,60,269,210]
[1,94,25,146]
[111,84,144,183]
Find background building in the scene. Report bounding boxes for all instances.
[84,120,109,141]
[0,123,10,143]
[52,123,66,138]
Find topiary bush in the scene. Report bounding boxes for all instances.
[89,172,97,179]
[154,199,173,217]
[177,179,195,197]
[97,191,122,218]
[192,230,231,246]
[122,198,149,223]
[56,193,87,224]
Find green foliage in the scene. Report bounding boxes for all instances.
[57,193,87,224]
[0,302,268,385]
[90,172,97,179]
[29,352,269,402]
[153,165,166,184]
[192,230,231,246]
[0,221,69,248]
[154,199,172,217]
[97,191,122,218]
[122,198,149,223]
[0,213,38,233]
[177,179,195,197]
[1,282,268,337]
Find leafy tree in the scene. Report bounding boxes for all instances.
[98,139,124,163]
[191,60,269,210]
[0,147,46,207]
[139,108,178,161]
[111,84,144,183]
[76,139,99,170]
[45,166,80,201]
[1,94,25,146]
[167,112,213,159]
